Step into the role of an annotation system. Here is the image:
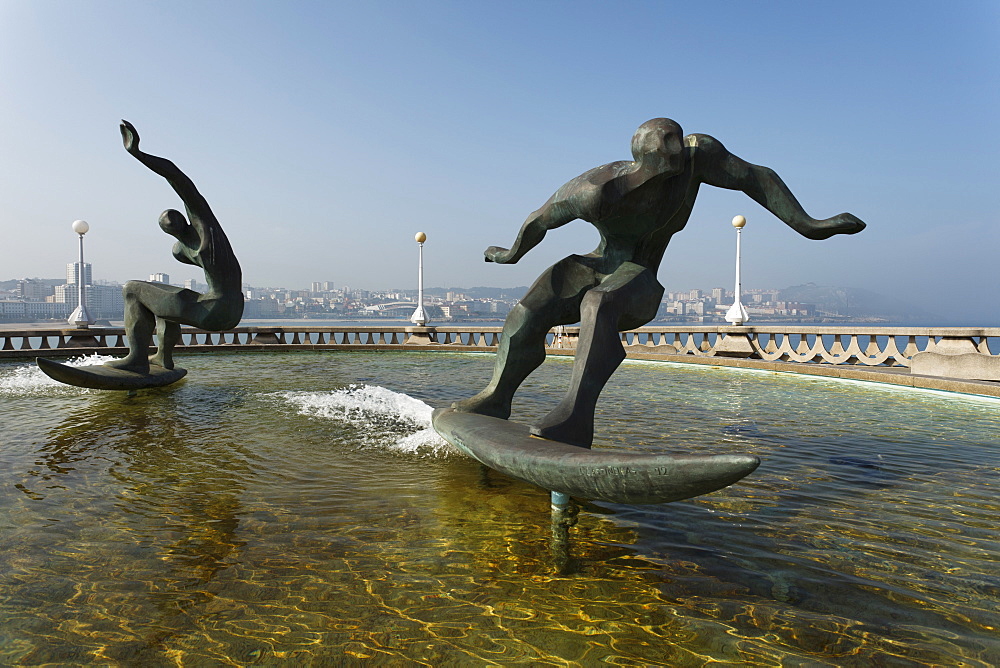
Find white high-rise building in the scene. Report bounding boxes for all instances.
[149,273,170,284]
[66,262,92,286]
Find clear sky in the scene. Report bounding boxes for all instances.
[1,1,997,321]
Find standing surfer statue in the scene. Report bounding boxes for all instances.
[450,118,866,449]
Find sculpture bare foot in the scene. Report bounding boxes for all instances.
[800,213,866,240]
[530,414,593,449]
[451,392,511,420]
[104,357,150,374]
[148,354,173,369]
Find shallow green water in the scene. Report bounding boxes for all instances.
[0,351,997,666]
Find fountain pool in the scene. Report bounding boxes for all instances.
[0,351,997,665]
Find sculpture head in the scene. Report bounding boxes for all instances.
[631,118,684,174]
[158,209,190,238]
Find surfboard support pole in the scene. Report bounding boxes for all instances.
[550,493,578,574]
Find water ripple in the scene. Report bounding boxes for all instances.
[0,351,997,665]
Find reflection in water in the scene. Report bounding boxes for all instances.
[550,501,580,576]
[7,386,255,664]
[0,352,998,665]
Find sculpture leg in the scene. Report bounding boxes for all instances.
[150,318,180,369]
[451,304,555,418]
[452,256,599,419]
[104,281,156,373]
[530,264,663,448]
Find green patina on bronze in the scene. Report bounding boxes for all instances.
[37,121,243,391]
[433,407,760,504]
[435,118,865,502]
[36,357,187,390]
[449,118,866,449]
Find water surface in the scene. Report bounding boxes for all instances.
[0,351,997,665]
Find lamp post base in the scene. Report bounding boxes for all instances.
[724,301,749,326]
[68,306,95,329]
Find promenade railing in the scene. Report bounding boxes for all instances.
[2,324,998,367]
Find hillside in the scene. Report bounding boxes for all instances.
[778,283,941,323]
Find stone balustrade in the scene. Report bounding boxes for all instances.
[616,326,1000,366]
[1,324,998,368]
[0,325,506,358]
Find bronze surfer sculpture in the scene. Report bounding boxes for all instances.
[452,118,865,448]
[433,118,865,504]
[38,121,243,391]
[106,120,243,374]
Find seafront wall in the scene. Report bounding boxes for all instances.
[2,324,999,397]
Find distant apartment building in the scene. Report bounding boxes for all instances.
[18,279,55,299]
[774,301,816,316]
[242,297,284,318]
[149,273,170,284]
[0,300,29,319]
[66,262,92,286]
[488,301,511,316]
[51,284,125,319]
[310,281,336,294]
[0,298,78,321]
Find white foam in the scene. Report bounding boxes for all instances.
[0,354,118,396]
[272,384,457,457]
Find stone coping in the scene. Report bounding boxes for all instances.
[612,350,1000,400]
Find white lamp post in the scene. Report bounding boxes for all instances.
[68,219,95,328]
[724,215,749,326]
[410,231,429,326]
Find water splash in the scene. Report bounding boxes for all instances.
[0,354,117,396]
[272,384,456,457]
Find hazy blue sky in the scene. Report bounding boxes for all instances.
[1,1,997,321]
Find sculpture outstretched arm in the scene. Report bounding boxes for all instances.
[690,134,865,240]
[485,201,576,264]
[121,120,216,251]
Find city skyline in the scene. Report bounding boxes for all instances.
[2,264,951,326]
[1,2,997,322]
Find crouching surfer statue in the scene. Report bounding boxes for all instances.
[452,118,866,448]
[107,120,243,374]
[37,121,243,391]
